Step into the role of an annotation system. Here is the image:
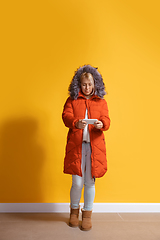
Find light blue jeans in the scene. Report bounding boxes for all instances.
[70,142,95,210]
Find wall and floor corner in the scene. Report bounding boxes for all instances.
[0,0,160,213]
[0,203,160,213]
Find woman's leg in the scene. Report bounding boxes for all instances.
[70,142,87,209]
[83,143,95,211]
[70,174,83,209]
[70,174,83,227]
[70,142,95,210]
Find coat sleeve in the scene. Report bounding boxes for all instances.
[62,97,79,129]
[99,100,110,131]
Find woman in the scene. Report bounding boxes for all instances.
[62,65,110,230]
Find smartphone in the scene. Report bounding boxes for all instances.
[83,119,97,124]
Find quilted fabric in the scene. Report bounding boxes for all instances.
[62,92,110,178]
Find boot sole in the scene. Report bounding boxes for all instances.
[81,226,92,231]
[69,222,79,228]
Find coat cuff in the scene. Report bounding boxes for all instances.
[72,119,79,129]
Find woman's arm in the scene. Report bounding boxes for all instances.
[99,100,110,131]
[62,97,78,129]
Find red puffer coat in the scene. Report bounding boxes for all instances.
[62,92,110,178]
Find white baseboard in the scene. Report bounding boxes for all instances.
[0,203,160,213]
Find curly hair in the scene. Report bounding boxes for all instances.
[68,64,106,99]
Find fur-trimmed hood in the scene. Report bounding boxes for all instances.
[68,65,106,99]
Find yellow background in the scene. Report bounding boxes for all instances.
[0,0,160,203]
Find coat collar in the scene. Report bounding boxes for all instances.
[77,90,100,100]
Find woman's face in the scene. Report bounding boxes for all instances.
[80,77,94,97]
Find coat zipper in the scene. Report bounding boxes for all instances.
[86,99,95,179]
[80,102,87,177]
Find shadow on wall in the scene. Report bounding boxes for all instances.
[0,0,93,203]
[0,117,45,203]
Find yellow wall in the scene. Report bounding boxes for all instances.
[0,0,160,203]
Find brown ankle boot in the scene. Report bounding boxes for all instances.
[81,209,92,231]
[69,208,79,227]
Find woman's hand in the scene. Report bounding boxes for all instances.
[75,120,87,129]
[94,120,103,129]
